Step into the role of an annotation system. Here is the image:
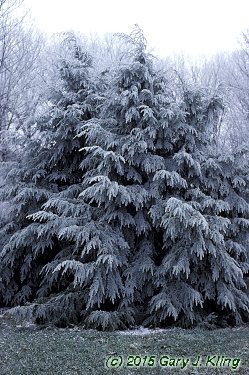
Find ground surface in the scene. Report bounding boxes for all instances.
[0,310,249,374]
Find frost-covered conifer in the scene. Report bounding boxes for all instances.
[11,25,179,329]
[0,33,99,319]
[66,27,248,328]
[147,87,249,327]
[1,27,249,329]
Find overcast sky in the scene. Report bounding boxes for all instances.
[23,0,249,58]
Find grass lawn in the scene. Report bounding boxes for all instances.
[0,313,248,374]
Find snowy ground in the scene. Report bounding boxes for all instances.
[118,326,169,335]
[117,324,249,334]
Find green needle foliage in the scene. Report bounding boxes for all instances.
[0,26,249,330]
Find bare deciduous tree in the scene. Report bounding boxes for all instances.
[0,0,46,161]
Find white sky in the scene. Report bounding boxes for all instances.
[23,0,249,57]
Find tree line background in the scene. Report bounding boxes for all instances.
[0,0,249,330]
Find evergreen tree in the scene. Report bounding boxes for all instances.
[0,33,99,322]
[1,27,249,329]
[21,25,170,329]
[147,87,249,327]
[58,27,248,328]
